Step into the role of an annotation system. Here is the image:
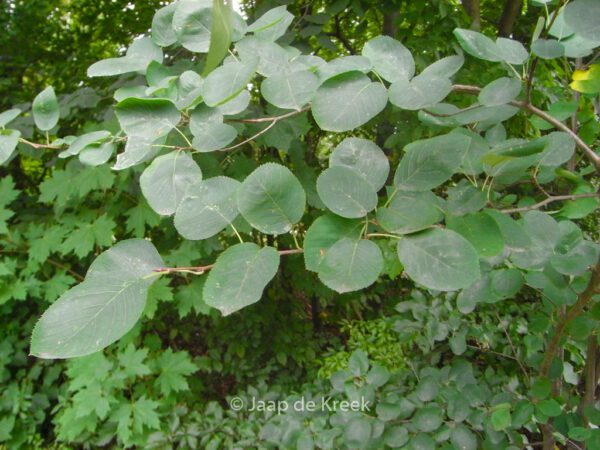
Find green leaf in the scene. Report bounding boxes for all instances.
[118,344,151,377]
[383,426,409,448]
[261,70,319,111]
[490,403,512,431]
[413,405,443,432]
[202,60,256,107]
[140,152,202,216]
[235,37,289,77]
[478,77,521,107]
[393,133,470,191]
[446,212,504,257]
[318,238,383,293]
[189,105,237,152]
[317,166,378,218]
[79,142,115,167]
[0,108,21,128]
[303,214,363,272]
[203,0,233,76]
[203,243,280,315]
[88,37,162,77]
[397,228,480,291]
[0,129,21,165]
[247,5,293,41]
[496,37,529,65]
[312,72,388,132]
[539,132,575,167]
[59,131,111,158]
[491,268,524,298]
[154,349,197,395]
[343,417,372,448]
[551,240,599,276]
[564,0,600,41]
[236,165,304,234]
[389,72,452,110]
[532,39,565,59]
[115,98,180,139]
[537,399,562,417]
[30,240,164,359]
[453,28,502,62]
[32,86,60,131]
[420,54,464,79]
[531,378,552,399]
[172,0,213,53]
[362,35,415,82]
[330,137,390,190]
[151,3,178,47]
[451,425,477,450]
[446,182,487,215]
[112,136,163,171]
[175,176,240,240]
[316,55,372,81]
[377,191,442,234]
[60,214,116,258]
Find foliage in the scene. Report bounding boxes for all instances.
[1,0,600,449]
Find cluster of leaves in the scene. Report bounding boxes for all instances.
[1,0,600,448]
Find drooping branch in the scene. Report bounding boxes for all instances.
[451,84,600,171]
[498,0,522,37]
[501,193,600,214]
[154,248,304,275]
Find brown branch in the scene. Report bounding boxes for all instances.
[154,248,304,275]
[451,84,600,171]
[461,0,481,31]
[19,138,63,150]
[225,107,310,124]
[500,193,599,214]
[498,0,522,37]
[540,263,600,378]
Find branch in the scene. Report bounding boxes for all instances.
[500,193,599,214]
[19,138,63,150]
[154,248,304,275]
[461,0,481,31]
[451,84,600,171]
[540,263,600,378]
[498,0,522,37]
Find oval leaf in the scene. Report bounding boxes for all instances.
[318,238,383,293]
[237,163,306,234]
[140,152,202,216]
[330,137,390,191]
[317,166,378,218]
[312,72,388,132]
[362,35,415,82]
[397,228,481,291]
[175,176,240,240]
[30,240,164,359]
[32,87,59,131]
[203,243,280,315]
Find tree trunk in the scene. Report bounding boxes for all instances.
[461,0,481,31]
[498,0,522,37]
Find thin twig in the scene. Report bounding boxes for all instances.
[500,192,599,214]
[495,311,530,383]
[451,84,600,171]
[154,248,304,275]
